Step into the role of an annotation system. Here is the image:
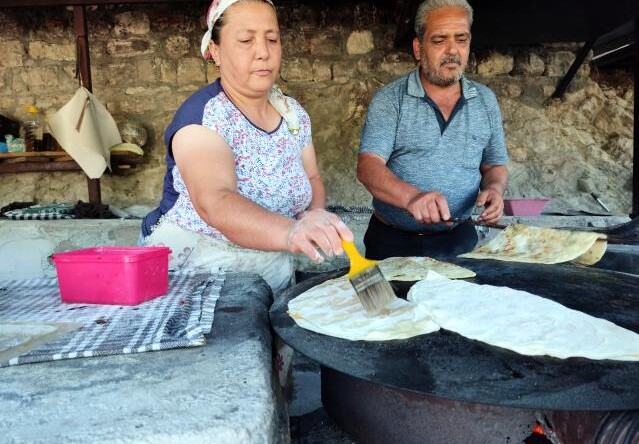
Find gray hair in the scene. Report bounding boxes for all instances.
[414,0,473,38]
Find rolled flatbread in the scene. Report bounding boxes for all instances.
[459,224,607,265]
[408,271,639,361]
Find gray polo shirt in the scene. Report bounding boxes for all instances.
[359,68,509,232]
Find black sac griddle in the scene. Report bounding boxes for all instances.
[272,260,639,443]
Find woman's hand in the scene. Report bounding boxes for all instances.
[287,209,354,263]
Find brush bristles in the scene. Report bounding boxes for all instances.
[349,265,397,313]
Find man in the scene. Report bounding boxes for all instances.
[357,0,508,260]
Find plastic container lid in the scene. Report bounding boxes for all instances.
[52,246,170,263]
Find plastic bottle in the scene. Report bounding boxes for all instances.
[22,105,43,152]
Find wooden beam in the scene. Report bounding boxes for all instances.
[73,5,102,205]
[73,7,92,96]
[0,161,82,174]
[551,38,596,100]
[633,19,639,218]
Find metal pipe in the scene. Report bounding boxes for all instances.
[633,18,639,217]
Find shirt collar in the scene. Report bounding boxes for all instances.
[407,67,477,100]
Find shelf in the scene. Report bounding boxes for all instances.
[0,151,146,175]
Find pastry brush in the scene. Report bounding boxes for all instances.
[341,240,397,313]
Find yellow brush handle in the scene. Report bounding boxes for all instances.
[342,240,378,278]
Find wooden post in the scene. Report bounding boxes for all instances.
[551,38,596,100]
[634,19,639,218]
[73,5,101,205]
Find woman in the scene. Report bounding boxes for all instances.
[141,0,353,292]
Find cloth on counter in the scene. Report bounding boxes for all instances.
[3,203,75,220]
[0,201,36,217]
[72,200,116,219]
[0,270,224,367]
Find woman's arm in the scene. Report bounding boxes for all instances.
[300,142,325,211]
[172,125,352,260]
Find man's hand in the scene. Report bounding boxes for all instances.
[476,188,504,223]
[287,209,354,263]
[406,191,451,224]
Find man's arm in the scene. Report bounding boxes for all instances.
[476,163,508,222]
[357,152,451,224]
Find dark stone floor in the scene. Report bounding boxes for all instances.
[288,353,357,444]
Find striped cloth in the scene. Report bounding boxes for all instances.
[0,270,224,367]
[3,203,75,220]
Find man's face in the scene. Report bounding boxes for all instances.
[413,6,471,87]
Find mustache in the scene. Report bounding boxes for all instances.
[439,56,461,66]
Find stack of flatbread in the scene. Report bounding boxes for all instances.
[288,258,639,361]
[459,224,608,265]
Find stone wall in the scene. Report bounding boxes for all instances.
[0,3,634,214]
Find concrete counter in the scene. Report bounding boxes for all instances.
[0,273,289,444]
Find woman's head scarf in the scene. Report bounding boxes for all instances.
[200,0,274,59]
[199,0,298,134]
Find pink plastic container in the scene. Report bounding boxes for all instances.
[503,198,549,216]
[51,246,171,305]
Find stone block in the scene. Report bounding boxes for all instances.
[0,40,23,68]
[309,33,341,56]
[28,42,75,62]
[288,5,319,31]
[157,59,178,84]
[332,61,356,83]
[281,30,310,56]
[136,59,156,81]
[356,54,381,75]
[280,57,313,82]
[136,57,177,84]
[312,59,331,82]
[16,67,60,89]
[544,51,575,77]
[346,31,374,55]
[177,58,205,85]
[30,17,68,40]
[97,62,136,87]
[106,38,153,57]
[165,35,191,58]
[380,52,416,76]
[514,51,545,76]
[477,52,513,76]
[496,80,523,99]
[113,11,151,37]
[0,12,20,35]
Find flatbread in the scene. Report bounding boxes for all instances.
[408,271,639,361]
[573,238,608,265]
[459,224,607,265]
[288,276,439,341]
[287,256,474,341]
[378,256,475,280]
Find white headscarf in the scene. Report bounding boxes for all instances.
[200,0,274,59]
[199,0,299,134]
